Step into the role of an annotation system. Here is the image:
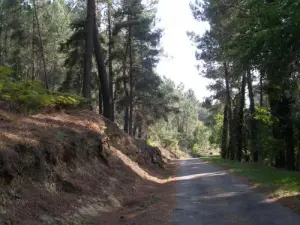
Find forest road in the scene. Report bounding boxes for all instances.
[172,159,300,225]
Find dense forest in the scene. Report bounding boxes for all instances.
[6,0,300,171]
[189,0,300,170]
[0,0,210,156]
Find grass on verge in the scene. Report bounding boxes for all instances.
[202,157,300,201]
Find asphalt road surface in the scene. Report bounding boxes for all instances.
[172,159,300,225]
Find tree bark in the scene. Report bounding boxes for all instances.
[236,73,246,162]
[93,16,113,120]
[124,107,129,133]
[0,26,2,65]
[269,90,286,168]
[98,84,103,115]
[112,19,142,36]
[128,26,133,135]
[247,70,259,162]
[224,61,236,160]
[82,0,94,109]
[31,13,35,80]
[221,103,228,159]
[33,0,48,89]
[2,28,7,65]
[133,117,138,137]
[122,32,130,133]
[282,95,295,170]
[107,2,114,121]
[137,120,143,139]
[297,133,300,170]
[134,113,143,138]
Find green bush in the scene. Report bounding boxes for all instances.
[192,143,200,156]
[0,66,83,113]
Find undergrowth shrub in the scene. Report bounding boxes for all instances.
[0,66,83,113]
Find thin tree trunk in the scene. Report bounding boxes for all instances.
[98,84,103,114]
[107,2,114,121]
[247,70,258,162]
[122,32,130,133]
[224,61,236,160]
[32,0,48,89]
[128,27,133,135]
[269,92,286,168]
[133,117,138,137]
[31,13,35,80]
[0,26,2,65]
[134,113,143,138]
[297,132,300,170]
[138,120,143,139]
[221,103,228,159]
[93,16,113,120]
[236,73,246,162]
[124,108,129,133]
[2,28,7,65]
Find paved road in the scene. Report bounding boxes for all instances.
[172,159,300,225]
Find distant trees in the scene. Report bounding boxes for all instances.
[147,79,211,156]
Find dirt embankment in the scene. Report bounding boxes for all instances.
[0,109,178,225]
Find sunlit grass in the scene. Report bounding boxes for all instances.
[202,157,300,199]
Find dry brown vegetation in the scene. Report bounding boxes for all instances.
[0,109,180,225]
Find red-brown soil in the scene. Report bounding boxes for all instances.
[0,109,180,225]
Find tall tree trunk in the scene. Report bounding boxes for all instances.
[247,70,259,162]
[134,113,143,138]
[107,2,114,121]
[137,120,143,139]
[221,103,228,159]
[82,0,94,108]
[133,117,138,137]
[33,0,48,89]
[93,16,113,120]
[224,61,236,160]
[269,90,285,168]
[2,28,7,65]
[4,29,7,65]
[124,108,129,133]
[297,132,300,170]
[31,13,35,80]
[122,32,130,133]
[283,95,295,170]
[0,26,2,65]
[128,27,133,135]
[98,84,102,114]
[236,73,246,162]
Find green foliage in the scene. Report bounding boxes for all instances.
[254,106,274,125]
[0,0,71,87]
[192,143,201,156]
[208,113,223,145]
[146,139,156,147]
[0,67,83,113]
[148,81,212,155]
